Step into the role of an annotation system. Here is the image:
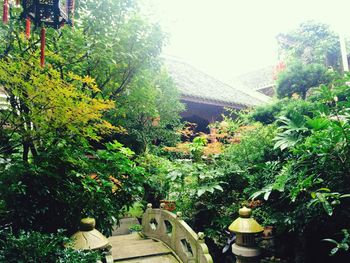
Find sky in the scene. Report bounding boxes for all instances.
[141,0,350,83]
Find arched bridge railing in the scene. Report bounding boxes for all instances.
[142,203,213,263]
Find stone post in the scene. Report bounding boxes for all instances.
[229,207,264,263]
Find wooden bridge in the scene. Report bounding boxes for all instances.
[105,203,213,263]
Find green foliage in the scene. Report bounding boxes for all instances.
[170,74,350,262]
[273,115,309,150]
[0,0,165,97]
[0,229,100,263]
[136,154,174,206]
[71,0,165,96]
[167,124,277,248]
[189,137,207,162]
[251,98,317,124]
[125,202,144,218]
[277,21,341,68]
[0,141,144,235]
[222,124,277,166]
[276,62,334,99]
[309,189,350,216]
[112,70,184,152]
[0,0,181,154]
[323,229,350,256]
[248,76,350,242]
[250,100,286,124]
[128,224,143,232]
[0,0,181,247]
[0,57,115,161]
[168,160,225,198]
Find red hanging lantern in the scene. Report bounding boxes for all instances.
[1,1,75,66]
[25,16,31,39]
[40,26,46,67]
[2,0,9,23]
[19,0,74,66]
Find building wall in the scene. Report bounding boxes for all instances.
[180,100,225,133]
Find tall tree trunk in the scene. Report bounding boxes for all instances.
[22,141,29,163]
[30,142,38,159]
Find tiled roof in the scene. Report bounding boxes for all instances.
[230,66,275,91]
[164,57,268,108]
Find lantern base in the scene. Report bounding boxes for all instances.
[232,243,261,263]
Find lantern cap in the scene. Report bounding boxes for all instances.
[238,206,252,218]
[228,206,263,234]
[67,218,109,251]
[80,217,96,231]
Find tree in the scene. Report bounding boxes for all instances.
[110,69,184,152]
[0,0,165,99]
[0,56,115,162]
[51,0,165,99]
[0,0,174,235]
[0,0,182,152]
[277,21,341,70]
[0,57,145,234]
[276,62,334,99]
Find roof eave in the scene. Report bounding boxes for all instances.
[180,94,249,109]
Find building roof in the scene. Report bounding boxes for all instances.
[230,65,275,91]
[164,57,268,108]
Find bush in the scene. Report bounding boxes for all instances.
[0,229,100,263]
[0,141,144,235]
[251,100,286,124]
[246,76,350,262]
[251,98,317,124]
[276,63,333,99]
[169,124,279,248]
[137,154,174,207]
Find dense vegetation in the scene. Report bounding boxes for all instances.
[0,1,349,262]
[162,77,350,262]
[0,0,182,261]
[153,21,350,263]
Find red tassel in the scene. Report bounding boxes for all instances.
[25,17,31,39]
[40,26,46,67]
[16,0,20,6]
[3,0,9,24]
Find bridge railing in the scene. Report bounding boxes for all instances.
[142,203,213,263]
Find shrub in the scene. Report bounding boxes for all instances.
[0,141,144,235]
[137,154,174,207]
[251,98,317,124]
[0,229,100,263]
[251,100,286,124]
[276,63,333,99]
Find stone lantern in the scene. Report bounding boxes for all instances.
[229,206,264,263]
[67,218,113,263]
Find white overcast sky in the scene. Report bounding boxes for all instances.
[141,0,350,83]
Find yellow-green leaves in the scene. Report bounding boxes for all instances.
[0,57,116,142]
